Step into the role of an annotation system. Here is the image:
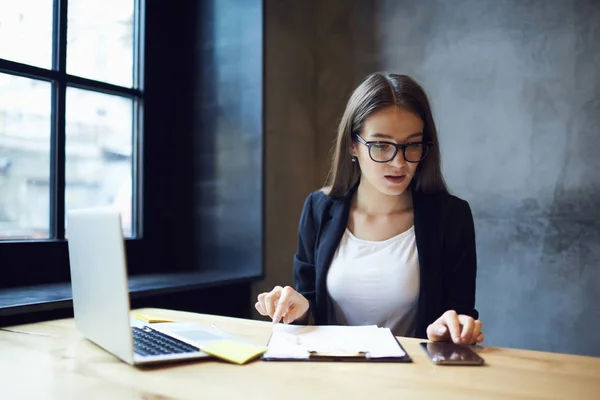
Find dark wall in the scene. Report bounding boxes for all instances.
[193,0,264,276]
[142,0,263,316]
[144,0,263,279]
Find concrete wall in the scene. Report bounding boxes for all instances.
[366,0,600,357]
[259,0,600,356]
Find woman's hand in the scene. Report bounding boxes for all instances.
[427,310,484,345]
[255,286,310,324]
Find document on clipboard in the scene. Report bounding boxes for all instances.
[262,324,411,362]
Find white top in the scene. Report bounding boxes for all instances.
[326,226,420,337]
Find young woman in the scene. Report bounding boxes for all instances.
[256,73,484,345]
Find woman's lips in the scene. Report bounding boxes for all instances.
[384,175,406,184]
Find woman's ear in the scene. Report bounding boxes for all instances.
[349,143,358,157]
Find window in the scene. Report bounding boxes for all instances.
[0,0,142,241]
[0,0,265,316]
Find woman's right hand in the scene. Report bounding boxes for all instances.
[255,286,310,324]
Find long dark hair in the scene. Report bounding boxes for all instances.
[326,72,448,197]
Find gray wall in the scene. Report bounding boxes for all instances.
[367,0,600,357]
[259,0,600,356]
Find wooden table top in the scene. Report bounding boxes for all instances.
[1,308,599,399]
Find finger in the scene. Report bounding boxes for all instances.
[257,293,270,316]
[284,295,310,324]
[443,310,461,343]
[427,313,448,338]
[272,286,294,323]
[458,315,475,343]
[272,299,291,324]
[255,294,268,316]
[282,303,297,324]
[426,323,449,341]
[475,332,484,343]
[264,286,282,318]
[471,320,483,343]
[255,301,266,315]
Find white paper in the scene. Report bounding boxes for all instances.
[263,324,405,359]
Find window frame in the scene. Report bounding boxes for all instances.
[0,0,146,288]
[0,0,144,241]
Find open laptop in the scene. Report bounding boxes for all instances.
[66,208,229,366]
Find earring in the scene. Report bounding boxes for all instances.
[351,156,357,163]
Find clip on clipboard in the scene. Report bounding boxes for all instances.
[307,350,370,361]
[262,325,412,363]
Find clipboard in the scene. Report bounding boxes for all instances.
[261,325,412,363]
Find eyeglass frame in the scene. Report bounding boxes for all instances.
[354,133,434,163]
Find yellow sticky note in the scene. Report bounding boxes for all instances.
[134,313,174,323]
[201,340,267,365]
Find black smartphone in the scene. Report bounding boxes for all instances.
[420,342,484,366]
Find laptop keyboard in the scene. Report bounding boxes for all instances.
[132,326,200,357]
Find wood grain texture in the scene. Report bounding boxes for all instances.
[1,308,599,399]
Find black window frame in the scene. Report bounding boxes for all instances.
[0,0,147,288]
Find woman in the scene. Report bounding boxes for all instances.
[256,73,484,345]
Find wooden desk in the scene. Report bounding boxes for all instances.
[1,308,599,399]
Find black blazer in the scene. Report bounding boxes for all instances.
[293,182,479,339]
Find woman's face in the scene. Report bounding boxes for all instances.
[351,106,425,197]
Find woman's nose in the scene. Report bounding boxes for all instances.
[389,149,407,167]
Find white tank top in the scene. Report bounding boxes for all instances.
[326,226,420,337]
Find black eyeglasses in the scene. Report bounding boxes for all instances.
[355,134,433,163]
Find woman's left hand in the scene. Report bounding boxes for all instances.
[426,310,484,345]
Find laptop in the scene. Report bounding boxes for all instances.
[66,208,229,366]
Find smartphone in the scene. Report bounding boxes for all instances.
[420,342,484,366]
